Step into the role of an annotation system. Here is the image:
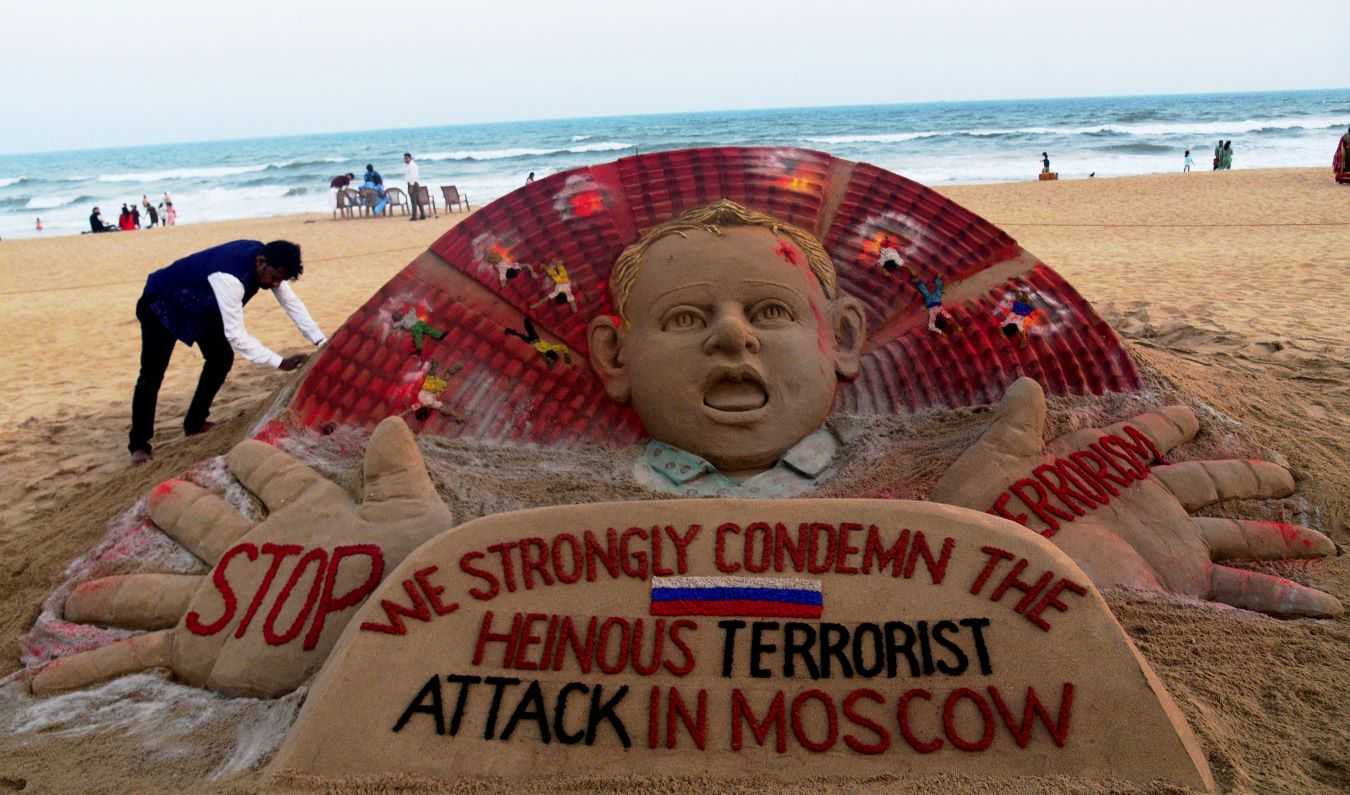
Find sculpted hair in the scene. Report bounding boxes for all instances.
[608,199,837,322]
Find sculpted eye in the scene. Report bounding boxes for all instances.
[751,301,794,324]
[664,309,706,331]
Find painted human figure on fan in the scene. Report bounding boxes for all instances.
[532,261,578,312]
[390,307,446,353]
[485,249,536,288]
[902,265,960,334]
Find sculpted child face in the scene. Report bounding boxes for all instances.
[589,224,866,475]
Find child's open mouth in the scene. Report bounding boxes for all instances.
[703,369,768,412]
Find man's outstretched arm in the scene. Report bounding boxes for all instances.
[206,272,285,368]
[272,282,327,347]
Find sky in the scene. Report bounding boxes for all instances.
[7,0,1349,154]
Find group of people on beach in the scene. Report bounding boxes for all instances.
[90,194,176,233]
[1211,140,1235,170]
[329,154,429,221]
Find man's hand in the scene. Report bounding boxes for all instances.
[279,353,308,371]
[932,378,1342,617]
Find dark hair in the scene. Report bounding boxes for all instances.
[366,163,373,170]
[403,152,412,158]
[261,240,303,279]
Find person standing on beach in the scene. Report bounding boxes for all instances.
[163,193,177,226]
[404,152,425,222]
[526,171,535,184]
[1184,149,1193,172]
[1223,141,1234,170]
[1213,140,1223,170]
[131,203,142,229]
[127,239,326,464]
[1040,152,1050,173]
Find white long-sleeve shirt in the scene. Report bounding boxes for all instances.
[206,273,326,368]
[404,159,420,184]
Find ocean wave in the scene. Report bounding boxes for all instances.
[283,187,308,197]
[25,194,96,210]
[1095,143,1175,155]
[803,131,945,144]
[0,196,29,209]
[0,177,26,188]
[420,141,634,161]
[571,135,593,142]
[97,164,276,182]
[805,115,1348,145]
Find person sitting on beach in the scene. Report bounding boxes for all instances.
[118,204,134,231]
[128,240,327,464]
[360,163,388,215]
[526,171,535,184]
[89,207,113,233]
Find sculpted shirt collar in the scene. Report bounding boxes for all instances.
[636,427,838,498]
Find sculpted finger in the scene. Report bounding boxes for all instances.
[148,480,251,564]
[360,417,440,512]
[1152,460,1294,511]
[1210,565,1343,618]
[1195,517,1337,561]
[932,377,1045,506]
[30,630,174,696]
[64,574,199,630]
[1103,406,1198,457]
[227,439,345,512]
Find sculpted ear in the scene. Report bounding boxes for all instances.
[587,314,631,404]
[831,295,867,380]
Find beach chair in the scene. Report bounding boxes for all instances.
[414,185,438,218]
[334,188,359,219]
[385,187,410,215]
[440,185,471,213]
[359,188,383,217]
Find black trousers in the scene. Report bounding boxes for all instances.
[129,296,234,454]
[408,182,426,219]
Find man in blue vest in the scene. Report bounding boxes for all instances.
[129,239,326,464]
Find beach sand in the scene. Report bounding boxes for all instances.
[0,168,1347,793]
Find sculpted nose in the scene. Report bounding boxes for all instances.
[703,314,760,356]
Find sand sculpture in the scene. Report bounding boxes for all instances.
[271,499,1214,791]
[21,147,1341,788]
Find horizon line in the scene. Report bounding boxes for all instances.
[3,85,1347,158]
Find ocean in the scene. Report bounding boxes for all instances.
[2,89,1346,239]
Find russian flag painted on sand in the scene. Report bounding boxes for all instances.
[650,576,823,619]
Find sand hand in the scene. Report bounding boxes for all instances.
[32,417,454,696]
[932,378,1341,617]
